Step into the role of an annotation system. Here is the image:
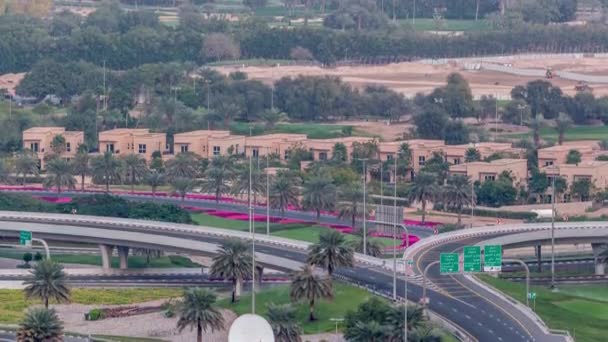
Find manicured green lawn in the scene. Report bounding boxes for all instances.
[403,18,490,31]
[0,250,199,269]
[507,125,608,142]
[229,121,357,139]
[192,213,399,246]
[0,288,182,323]
[91,336,166,342]
[218,283,379,334]
[477,275,608,342]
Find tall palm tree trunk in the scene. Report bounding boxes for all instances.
[44,296,49,309]
[421,199,427,223]
[197,322,202,342]
[131,172,135,194]
[316,209,320,223]
[457,206,462,225]
[309,299,315,321]
[81,174,85,191]
[232,279,237,303]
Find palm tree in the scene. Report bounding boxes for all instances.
[302,175,336,223]
[43,158,76,194]
[15,150,39,185]
[231,164,265,205]
[16,307,63,342]
[176,288,225,342]
[122,154,148,194]
[307,229,354,277]
[352,228,384,257]
[290,264,333,321]
[269,171,300,217]
[385,304,425,340]
[555,112,573,146]
[23,260,70,308]
[90,151,122,192]
[201,156,235,204]
[50,135,66,156]
[260,108,288,129]
[346,321,389,342]
[166,151,200,180]
[210,239,252,303]
[72,149,90,191]
[0,158,12,184]
[443,174,472,225]
[171,177,196,202]
[407,172,438,224]
[132,248,163,265]
[530,114,545,148]
[337,182,368,228]
[409,325,442,342]
[144,170,165,196]
[266,303,303,342]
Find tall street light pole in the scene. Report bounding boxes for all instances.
[550,173,556,290]
[392,154,408,342]
[266,147,270,236]
[360,158,369,255]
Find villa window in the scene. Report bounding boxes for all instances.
[319,152,328,161]
[106,144,114,153]
[30,142,39,152]
[180,145,188,153]
[252,148,259,158]
[66,142,71,152]
[138,144,147,154]
[213,146,220,156]
[418,156,426,166]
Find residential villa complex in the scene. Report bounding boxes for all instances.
[22,127,608,200]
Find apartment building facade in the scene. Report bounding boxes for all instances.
[537,143,595,168]
[22,127,84,169]
[442,142,522,165]
[244,134,308,160]
[173,130,231,158]
[449,159,528,187]
[98,129,166,162]
[306,137,374,162]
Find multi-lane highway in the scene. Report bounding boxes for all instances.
[0,212,590,342]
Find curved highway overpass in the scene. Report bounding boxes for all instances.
[2,213,603,341]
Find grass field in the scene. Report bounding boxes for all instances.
[507,125,608,142]
[0,288,182,323]
[192,213,399,246]
[477,275,608,342]
[229,121,357,139]
[0,250,199,269]
[218,283,378,334]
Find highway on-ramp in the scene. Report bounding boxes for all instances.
[0,212,579,342]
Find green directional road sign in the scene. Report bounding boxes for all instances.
[19,231,32,247]
[527,292,537,300]
[484,245,502,272]
[463,246,481,272]
[440,253,459,274]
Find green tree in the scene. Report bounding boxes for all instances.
[464,148,481,162]
[443,174,472,225]
[443,119,470,145]
[337,182,368,228]
[571,178,593,201]
[23,260,70,308]
[332,143,348,163]
[132,248,163,265]
[346,321,389,342]
[210,239,252,303]
[269,171,300,217]
[16,307,63,342]
[166,152,200,180]
[15,150,39,185]
[122,154,148,194]
[171,177,196,202]
[529,114,545,148]
[553,176,568,202]
[43,158,76,194]
[421,152,449,184]
[72,148,90,191]
[90,151,122,192]
[395,143,412,178]
[266,303,303,342]
[289,264,333,321]
[529,170,549,202]
[302,174,336,222]
[231,164,265,206]
[201,156,235,204]
[259,108,287,129]
[307,229,354,277]
[176,288,224,342]
[352,228,383,257]
[50,134,66,156]
[555,112,572,145]
[407,172,438,223]
[144,170,165,197]
[414,106,449,140]
[23,252,33,266]
[476,178,518,207]
[566,149,582,164]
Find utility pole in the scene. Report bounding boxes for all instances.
[550,174,557,290]
[392,157,397,300]
[471,180,475,228]
[494,93,499,141]
[205,80,211,110]
[249,153,256,313]
[360,158,369,255]
[266,147,270,236]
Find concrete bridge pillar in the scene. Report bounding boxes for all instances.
[117,246,130,270]
[99,244,113,269]
[591,243,608,276]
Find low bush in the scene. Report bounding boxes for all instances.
[85,308,104,321]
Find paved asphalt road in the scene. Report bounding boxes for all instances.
[13,190,435,239]
[0,191,567,341]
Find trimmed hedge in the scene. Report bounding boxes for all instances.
[435,202,538,220]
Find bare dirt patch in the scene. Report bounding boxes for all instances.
[0,73,25,96]
[214,55,608,98]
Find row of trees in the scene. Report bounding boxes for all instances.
[3,1,608,73]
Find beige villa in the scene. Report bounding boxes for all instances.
[22,127,84,169]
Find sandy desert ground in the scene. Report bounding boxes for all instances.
[215,54,608,98]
